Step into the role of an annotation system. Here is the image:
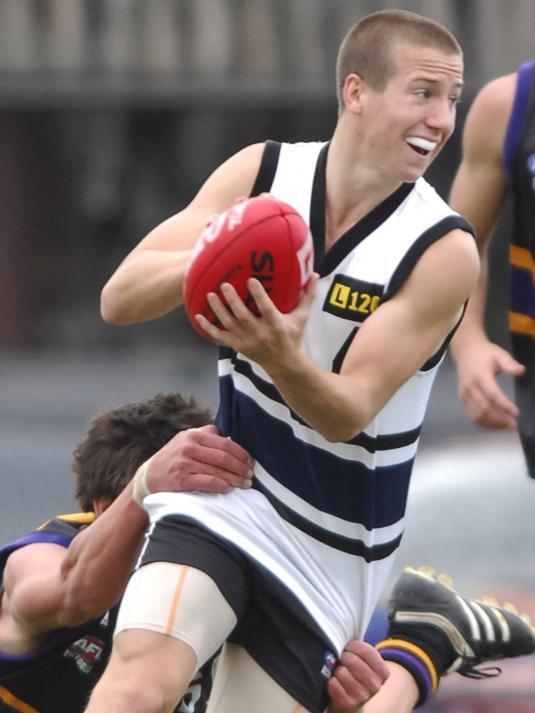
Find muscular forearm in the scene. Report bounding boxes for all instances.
[2,488,147,636]
[101,249,190,324]
[58,487,147,624]
[268,352,373,442]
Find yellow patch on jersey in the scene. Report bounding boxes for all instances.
[324,275,382,323]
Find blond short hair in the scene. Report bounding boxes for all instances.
[335,10,462,113]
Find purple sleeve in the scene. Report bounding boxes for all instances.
[504,61,535,184]
[0,531,71,572]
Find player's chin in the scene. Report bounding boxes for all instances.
[400,150,439,181]
[398,161,431,182]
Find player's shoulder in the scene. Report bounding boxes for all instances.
[404,225,479,312]
[469,72,517,119]
[232,142,266,161]
[252,139,326,164]
[213,142,265,176]
[461,74,517,158]
[408,182,478,267]
[0,513,94,573]
[277,140,326,160]
[427,224,479,282]
[412,177,461,219]
[36,512,95,538]
[204,143,266,202]
[224,139,325,171]
[413,177,446,203]
[279,139,327,151]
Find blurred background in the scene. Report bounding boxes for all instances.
[1,1,534,710]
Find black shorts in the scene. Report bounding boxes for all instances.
[140,516,339,713]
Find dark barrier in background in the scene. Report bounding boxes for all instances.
[0,0,527,352]
[0,99,478,350]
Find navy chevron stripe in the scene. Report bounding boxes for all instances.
[250,140,282,197]
[252,477,403,561]
[215,378,414,528]
[219,349,421,452]
[307,141,414,277]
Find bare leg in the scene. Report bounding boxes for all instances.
[207,642,312,713]
[85,628,197,713]
[85,562,238,713]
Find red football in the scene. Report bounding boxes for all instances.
[184,195,314,340]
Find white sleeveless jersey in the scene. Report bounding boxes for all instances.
[146,141,473,653]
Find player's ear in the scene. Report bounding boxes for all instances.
[342,73,365,114]
[93,496,112,516]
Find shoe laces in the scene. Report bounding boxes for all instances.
[459,664,502,680]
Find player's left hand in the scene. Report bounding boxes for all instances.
[194,274,318,370]
[325,640,390,713]
[146,424,254,494]
[455,338,525,428]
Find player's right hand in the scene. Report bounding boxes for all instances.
[197,273,318,374]
[146,425,254,494]
[326,640,389,712]
[456,339,525,428]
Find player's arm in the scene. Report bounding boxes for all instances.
[449,75,525,427]
[449,75,514,251]
[1,426,252,642]
[100,143,264,325]
[449,75,511,347]
[200,229,479,442]
[269,229,478,441]
[1,482,160,647]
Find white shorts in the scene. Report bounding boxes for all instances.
[117,516,338,713]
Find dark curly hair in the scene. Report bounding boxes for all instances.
[72,393,213,511]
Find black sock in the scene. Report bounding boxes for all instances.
[376,623,456,708]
